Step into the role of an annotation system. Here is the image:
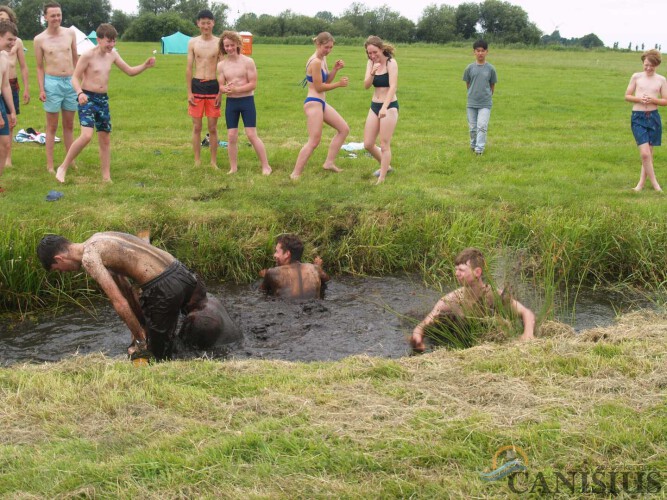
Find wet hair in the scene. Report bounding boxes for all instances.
[455,247,485,272]
[219,30,242,55]
[473,39,488,50]
[43,2,61,15]
[365,35,395,60]
[96,23,117,40]
[0,19,17,36]
[276,234,304,263]
[37,234,71,270]
[197,9,214,21]
[313,32,334,46]
[0,6,18,24]
[641,49,661,67]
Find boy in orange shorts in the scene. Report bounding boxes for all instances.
[186,9,220,168]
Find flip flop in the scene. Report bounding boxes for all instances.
[45,190,64,201]
[373,167,394,177]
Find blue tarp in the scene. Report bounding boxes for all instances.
[160,31,191,54]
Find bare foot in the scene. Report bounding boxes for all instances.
[210,162,219,170]
[102,177,113,183]
[55,166,66,183]
[227,167,238,175]
[632,186,643,192]
[323,164,342,173]
[262,165,272,176]
[47,167,55,174]
[375,177,386,185]
[4,162,11,167]
[290,172,300,180]
[70,162,77,170]
[194,160,201,167]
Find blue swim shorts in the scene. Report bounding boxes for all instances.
[78,91,111,133]
[225,95,257,129]
[0,99,8,136]
[631,110,662,146]
[44,75,78,113]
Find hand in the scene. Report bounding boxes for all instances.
[187,92,195,106]
[77,93,88,105]
[379,105,387,119]
[313,256,323,267]
[410,330,425,353]
[214,93,221,107]
[371,62,381,74]
[338,77,349,88]
[145,57,156,68]
[39,90,46,102]
[23,91,30,104]
[334,59,345,70]
[259,268,267,278]
[0,114,4,128]
[127,338,149,358]
[9,113,16,128]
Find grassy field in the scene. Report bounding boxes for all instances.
[1,42,667,497]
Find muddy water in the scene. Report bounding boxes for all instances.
[0,275,637,366]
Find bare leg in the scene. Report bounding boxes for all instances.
[227,127,239,174]
[62,110,76,169]
[363,109,382,164]
[0,136,9,178]
[374,109,398,184]
[322,104,349,173]
[634,143,661,191]
[245,127,271,175]
[98,131,111,182]
[55,126,94,183]
[45,111,60,173]
[5,123,13,167]
[207,117,219,169]
[291,102,323,179]
[191,116,203,166]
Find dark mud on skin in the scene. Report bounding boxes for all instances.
[0,275,644,366]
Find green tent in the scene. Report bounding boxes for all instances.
[161,31,191,54]
[87,30,97,45]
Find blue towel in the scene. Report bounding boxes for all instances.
[46,190,64,202]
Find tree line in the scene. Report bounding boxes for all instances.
[5,0,612,48]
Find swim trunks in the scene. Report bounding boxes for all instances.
[631,110,662,146]
[140,260,205,360]
[225,95,257,128]
[189,78,221,118]
[43,74,78,113]
[304,96,325,111]
[0,99,8,136]
[370,100,399,116]
[78,90,111,133]
[8,78,19,115]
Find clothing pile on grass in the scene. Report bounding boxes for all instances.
[14,127,61,144]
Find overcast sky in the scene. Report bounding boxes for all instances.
[109,0,666,50]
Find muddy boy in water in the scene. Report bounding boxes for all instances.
[37,232,206,360]
[410,247,535,353]
[260,234,329,299]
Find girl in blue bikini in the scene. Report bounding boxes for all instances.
[363,36,399,185]
[290,32,349,179]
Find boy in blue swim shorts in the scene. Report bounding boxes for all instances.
[625,49,667,192]
[0,20,18,190]
[55,23,155,183]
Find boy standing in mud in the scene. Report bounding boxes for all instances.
[260,234,329,299]
[625,49,667,192]
[37,232,207,360]
[410,248,535,353]
[55,23,155,183]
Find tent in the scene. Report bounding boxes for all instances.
[161,31,191,54]
[70,26,95,55]
[87,30,97,46]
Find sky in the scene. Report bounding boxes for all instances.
[109,0,666,50]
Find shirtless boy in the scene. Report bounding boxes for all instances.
[37,232,207,361]
[217,30,271,175]
[34,2,78,173]
[410,248,535,353]
[55,23,155,183]
[0,6,28,167]
[260,234,329,299]
[625,49,667,192]
[0,19,17,190]
[187,10,220,168]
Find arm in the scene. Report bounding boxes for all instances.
[625,74,640,103]
[490,82,495,95]
[509,298,535,341]
[326,58,344,83]
[186,40,195,105]
[363,60,379,90]
[34,37,46,102]
[16,39,30,103]
[227,57,257,95]
[313,256,330,283]
[114,54,155,77]
[310,58,347,93]
[111,273,145,326]
[259,268,275,292]
[0,65,16,128]
[378,60,398,118]
[70,30,78,69]
[71,54,89,105]
[215,60,225,106]
[410,296,453,352]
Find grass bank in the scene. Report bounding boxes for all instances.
[0,311,665,496]
[1,43,666,311]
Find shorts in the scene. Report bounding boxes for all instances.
[370,100,399,117]
[0,99,8,136]
[7,78,19,115]
[43,74,78,113]
[78,91,111,133]
[631,110,662,146]
[140,260,204,360]
[188,78,221,118]
[225,95,257,129]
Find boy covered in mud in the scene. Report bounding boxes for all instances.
[625,48,667,192]
[410,248,535,353]
[37,231,207,360]
[55,23,155,183]
[260,234,329,299]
